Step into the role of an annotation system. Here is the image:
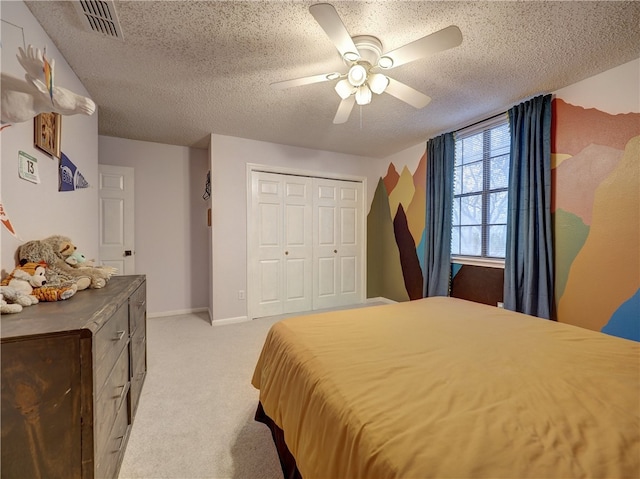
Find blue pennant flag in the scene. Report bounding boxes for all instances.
[59,152,76,192]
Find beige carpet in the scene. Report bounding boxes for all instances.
[118,312,283,479]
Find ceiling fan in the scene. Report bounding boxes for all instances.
[271,3,463,124]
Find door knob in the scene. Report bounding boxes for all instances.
[285,251,289,255]
[334,250,337,253]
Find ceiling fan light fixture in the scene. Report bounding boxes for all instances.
[355,85,372,105]
[348,64,367,87]
[378,56,394,69]
[335,79,356,99]
[368,73,389,94]
[343,51,360,62]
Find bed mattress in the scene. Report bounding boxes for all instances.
[252,297,640,478]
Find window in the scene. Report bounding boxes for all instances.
[451,118,510,261]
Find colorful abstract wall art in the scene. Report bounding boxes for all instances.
[367,154,426,301]
[552,98,639,341]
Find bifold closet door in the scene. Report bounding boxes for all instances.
[249,171,313,318]
[313,178,364,310]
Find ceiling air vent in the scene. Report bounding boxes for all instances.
[74,0,124,40]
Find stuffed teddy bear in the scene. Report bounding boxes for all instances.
[1,260,77,301]
[18,239,91,290]
[42,235,115,288]
[0,284,39,308]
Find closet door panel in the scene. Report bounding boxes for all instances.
[313,178,363,310]
[249,170,364,318]
[282,176,313,314]
[250,173,284,318]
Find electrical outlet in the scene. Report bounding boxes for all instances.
[238,290,245,300]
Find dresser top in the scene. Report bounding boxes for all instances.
[1,275,145,341]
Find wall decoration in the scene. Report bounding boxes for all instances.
[552,98,639,340]
[58,152,90,192]
[367,156,428,302]
[393,204,423,300]
[203,170,211,200]
[17,150,40,184]
[1,45,95,124]
[450,264,504,306]
[75,171,89,189]
[34,111,61,158]
[59,152,77,192]
[367,178,409,302]
[0,201,18,237]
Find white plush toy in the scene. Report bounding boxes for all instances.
[1,292,23,314]
[0,282,41,313]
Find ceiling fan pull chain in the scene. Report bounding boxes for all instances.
[360,105,363,130]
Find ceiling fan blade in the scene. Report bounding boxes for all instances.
[271,72,339,90]
[309,3,359,61]
[381,25,462,69]
[333,96,356,124]
[385,78,432,109]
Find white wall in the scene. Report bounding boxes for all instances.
[554,58,640,115]
[1,1,99,275]
[209,134,393,322]
[98,136,209,316]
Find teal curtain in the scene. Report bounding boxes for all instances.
[504,94,554,319]
[424,133,455,297]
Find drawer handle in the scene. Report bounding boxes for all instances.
[115,330,126,341]
[114,435,125,453]
[115,384,127,401]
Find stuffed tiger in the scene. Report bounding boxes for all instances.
[1,260,77,302]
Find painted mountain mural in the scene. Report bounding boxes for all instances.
[367,178,410,302]
[552,99,640,341]
[368,157,426,301]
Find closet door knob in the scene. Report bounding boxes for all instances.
[334,250,337,253]
[285,251,289,255]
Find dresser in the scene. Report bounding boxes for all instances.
[1,275,146,479]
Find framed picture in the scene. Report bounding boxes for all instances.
[34,112,61,158]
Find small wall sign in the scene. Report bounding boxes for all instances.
[18,150,40,184]
[34,112,62,158]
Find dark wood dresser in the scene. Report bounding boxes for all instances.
[1,275,147,479]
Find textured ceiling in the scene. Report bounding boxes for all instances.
[24,1,640,158]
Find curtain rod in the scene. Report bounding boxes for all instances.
[454,111,508,135]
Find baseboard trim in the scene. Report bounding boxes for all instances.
[367,296,397,304]
[148,307,209,319]
[211,315,250,326]
[150,300,395,322]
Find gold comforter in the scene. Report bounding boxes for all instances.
[252,297,640,478]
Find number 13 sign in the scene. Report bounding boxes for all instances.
[18,150,40,184]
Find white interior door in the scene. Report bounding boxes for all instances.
[313,178,364,310]
[98,164,135,274]
[283,176,313,313]
[249,171,313,319]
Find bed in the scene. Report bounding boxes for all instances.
[251,297,640,479]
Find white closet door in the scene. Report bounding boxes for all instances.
[313,178,364,310]
[249,171,312,318]
[282,176,313,313]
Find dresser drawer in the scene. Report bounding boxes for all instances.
[129,284,146,335]
[95,345,130,460]
[95,303,129,392]
[130,328,147,418]
[95,392,130,479]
